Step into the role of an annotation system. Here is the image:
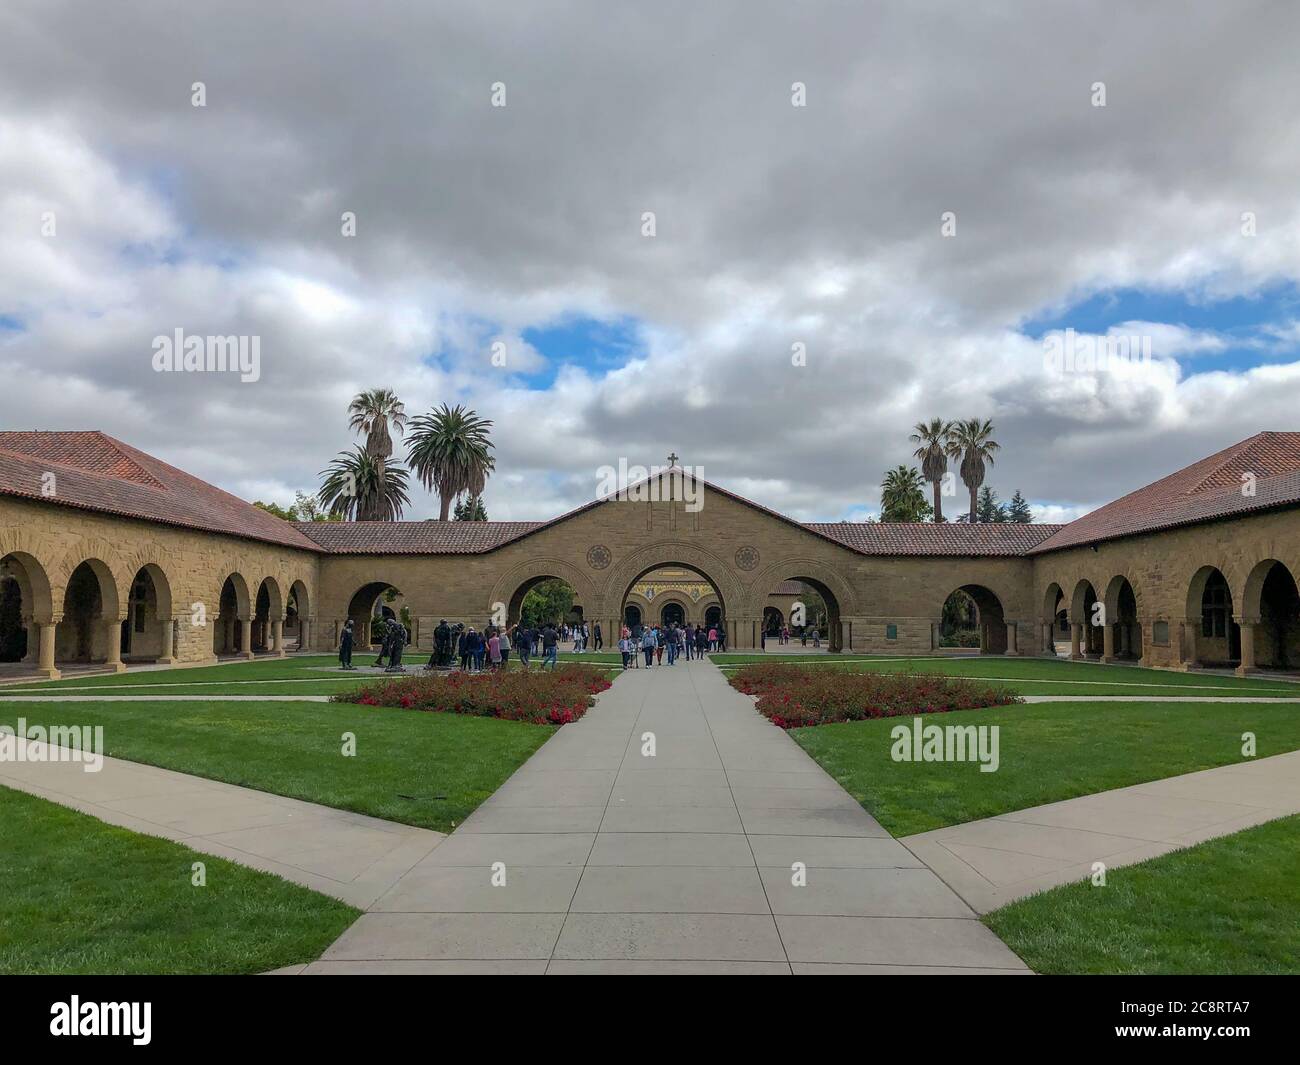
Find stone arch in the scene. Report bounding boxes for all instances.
[57,557,121,663]
[254,575,285,621]
[743,557,860,619]
[654,594,691,628]
[489,557,599,626]
[762,605,784,636]
[940,583,1008,654]
[1185,563,1239,668]
[287,578,313,650]
[1069,577,1103,656]
[213,572,253,656]
[600,542,742,620]
[0,549,54,624]
[1103,573,1143,661]
[742,557,858,653]
[121,563,176,661]
[1240,559,1300,671]
[50,539,129,617]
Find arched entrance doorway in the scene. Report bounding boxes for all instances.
[346,581,404,650]
[619,564,727,645]
[58,559,121,667]
[661,601,686,628]
[287,580,311,651]
[941,585,1007,654]
[1186,566,1238,668]
[0,552,53,671]
[763,606,784,637]
[749,575,843,652]
[1041,582,1065,655]
[1104,575,1141,662]
[1241,560,1298,672]
[123,564,175,662]
[1070,579,1103,658]
[214,574,251,657]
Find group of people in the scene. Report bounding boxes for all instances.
[617,621,725,669]
[761,624,821,649]
[339,613,735,675]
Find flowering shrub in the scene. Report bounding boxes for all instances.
[334,664,612,725]
[729,663,1019,729]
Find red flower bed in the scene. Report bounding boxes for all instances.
[333,664,612,725]
[729,663,1018,729]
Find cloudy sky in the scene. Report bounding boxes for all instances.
[2,0,1299,524]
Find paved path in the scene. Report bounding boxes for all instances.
[903,750,1300,913]
[313,658,1029,975]
[0,738,443,908]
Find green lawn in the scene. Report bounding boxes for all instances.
[1,653,618,696]
[0,786,358,975]
[789,700,1300,836]
[0,697,554,833]
[986,815,1300,974]
[715,653,1300,696]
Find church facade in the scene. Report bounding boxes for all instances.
[2,430,1299,680]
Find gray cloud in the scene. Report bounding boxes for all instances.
[2,0,1299,523]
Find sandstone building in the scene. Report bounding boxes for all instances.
[2,430,1298,679]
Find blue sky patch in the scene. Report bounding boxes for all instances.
[1022,283,1300,373]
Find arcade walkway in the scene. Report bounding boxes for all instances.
[313,658,1029,974]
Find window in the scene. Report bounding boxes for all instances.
[885,624,897,640]
[1201,573,1230,639]
[1152,620,1170,646]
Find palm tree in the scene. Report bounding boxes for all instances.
[318,446,411,521]
[405,404,497,521]
[348,389,407,497]
[909,417,952,523]
[879,465,932,523]
[945,418,1000,523]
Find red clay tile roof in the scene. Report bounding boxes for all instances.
[0,431,322,552]
[6,431,1298,559]
[292,520,546,554]
[807,521,1066,556]
[1031,431,1300,554]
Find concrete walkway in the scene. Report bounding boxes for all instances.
[0,738,443,908]
[903,749,1300,913]
[313,658,1029,974]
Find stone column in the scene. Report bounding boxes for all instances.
[159,617,175,664]
[22,615,38,664]
[273,619,285,657]
[1101,622,1116,663]
[931,621,942,651]
[299,617,311,653]
[1070,622,1083,660]
[103,618,126,673]
[38,621,61,679]
[1042,622,1055,655]
[1004,621,1018,656]
[240,618,255,659]
[1236,617,1257,676]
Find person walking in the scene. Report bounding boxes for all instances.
[457,627,469,671]
[683,623,694,660]
[516,623,532,669]
[707,625,718,653]
[541,623,558,670]
[499,626,511,669]
[641,625,656,667]
[666,624,678,665]
[339,619,355,670]
[488,629,502,671]
[717,623,727,652]
[593,622,603,651]
[618,634,631,670]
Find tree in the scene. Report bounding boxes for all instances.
[945,418,1000,523]
[879,465,933,522]
[454,495,488,521]
[520,579,574,627]
[252,500,296,521]
[977,486,1007,523]
[318,445,411,520]
[405,404,496,521]
[1006,489,1033,523]
[347,390,407,505]
[910,417,952,523]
